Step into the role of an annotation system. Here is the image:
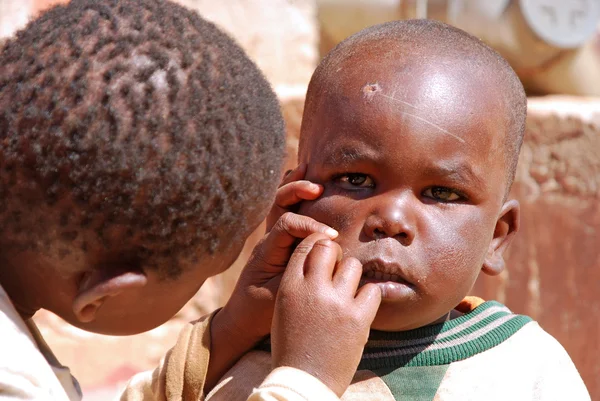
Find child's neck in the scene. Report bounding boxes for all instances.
[428,308,464,326]
[0,255,41,320]
[449,308,465,320]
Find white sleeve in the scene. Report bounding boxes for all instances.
[0,304,73,400]
[533,328,590,401]
[247,367,339,401]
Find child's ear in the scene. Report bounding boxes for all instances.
[482,200,520,276]
[72,268,147,323]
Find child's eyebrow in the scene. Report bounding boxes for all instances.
[423,162,486,188]
[321,146,379,168]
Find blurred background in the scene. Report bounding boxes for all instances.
[1,0,599,399]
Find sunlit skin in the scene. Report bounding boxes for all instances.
[297,44,519,332]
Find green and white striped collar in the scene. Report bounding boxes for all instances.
[359,301,532,370]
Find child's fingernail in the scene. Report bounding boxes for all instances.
[310,183,321,191]
[325,228,338,238]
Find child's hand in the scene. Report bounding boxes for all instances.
[216,217,337,341]
[217,163,337,340]
[206,165,336,391]
[271,236,382,397]
[266,162,323,231]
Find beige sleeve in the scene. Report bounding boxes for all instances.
[119,311,217,401]
[247,367,339,401]
[533,331,591,401]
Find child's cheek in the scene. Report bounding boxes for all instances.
[298,195,357,234]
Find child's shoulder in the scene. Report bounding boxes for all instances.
[509,319,569,354]
[496,319,578,372]
[354,305,590,400]
[428,304,590,401]
[449,299,576,367]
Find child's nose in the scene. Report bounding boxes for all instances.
[363,195,416,245]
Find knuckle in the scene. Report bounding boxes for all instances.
[278,212,294,228]
[340,257,360,271]
[302,232,330,247]
[313,238,333,248]
[294,214,312,229]
[325,292,344,308]
[345,256,361,266]
[294,242,313,255]
[349,311,365,328]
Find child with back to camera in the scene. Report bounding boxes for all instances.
[201,19,591,401]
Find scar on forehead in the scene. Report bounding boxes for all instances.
[362,82,381,96]
[361,82,466,144]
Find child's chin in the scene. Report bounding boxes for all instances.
[369,302,433,332]
[369,307,415,332]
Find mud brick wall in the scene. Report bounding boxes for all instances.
[473,96,600,398]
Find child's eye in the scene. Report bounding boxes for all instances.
[423,186,462,202]
[336,173,374,189]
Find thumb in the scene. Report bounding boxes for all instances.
[354,283,382,325]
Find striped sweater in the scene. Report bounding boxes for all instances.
[206,299,590,401]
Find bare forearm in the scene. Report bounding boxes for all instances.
[205,307,265,393]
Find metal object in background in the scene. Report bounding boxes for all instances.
[437,0,600,49]
[520,0,600,48]
[426,0,600,95]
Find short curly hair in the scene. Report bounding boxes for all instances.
[0,0,285,278]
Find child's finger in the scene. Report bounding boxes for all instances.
[275,180,323,208]
[269,213,338,249]
[267,177,322,231]
[258,215,338,270]
[332,257,363,291]
[283,233,333,281]
[354,283,383,323]
[279,163,307,187]
[304,239,343,281]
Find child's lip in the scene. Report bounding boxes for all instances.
[361,259,413,286]
[361,270,407,284]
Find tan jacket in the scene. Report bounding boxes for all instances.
[120,312,338,401]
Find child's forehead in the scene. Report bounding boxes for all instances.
[331,53,498,107]
[301,60,509,192]
[305,65,506,152]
